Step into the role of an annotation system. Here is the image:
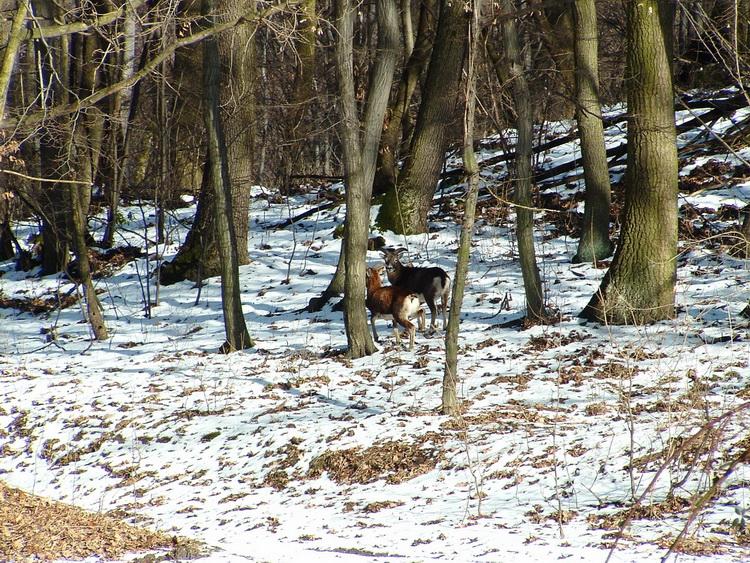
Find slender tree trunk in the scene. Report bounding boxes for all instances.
[202,0,253,352]
[500,0,545,321]
[572,0,613,263]
[443,0,479,416]
[375,0,468,235]
[69,181,108,340]
[580,0,678,324]
[0,0,29,120]
[102,5,139,248]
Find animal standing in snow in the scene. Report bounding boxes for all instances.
[379,247,450,335]
[365,264,426,350]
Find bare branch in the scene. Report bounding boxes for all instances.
[0,0,297,131]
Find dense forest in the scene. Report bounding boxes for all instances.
[1,0,749,360]
[2,2,750,561]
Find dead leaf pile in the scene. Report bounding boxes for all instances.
[0,480,190,562]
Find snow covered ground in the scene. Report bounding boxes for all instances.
[2,100,750,562]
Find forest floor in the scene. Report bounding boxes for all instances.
[1,93,750,563]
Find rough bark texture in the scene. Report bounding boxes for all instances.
[580,0,678,325]
[374,0,437,195]
[160,1,255,285]
[500,0,545,321]
[203,0,253,352]
[375,0,468,235]
[335,0,398,358]
[220,0,255,267]
[159,163,220,285]
[572,0,613,264]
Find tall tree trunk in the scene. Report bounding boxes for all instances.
[335,0,398,358]
[220,0,256,266]
[442,0,479,417]
[160,2,254,286]
[538,0,576,119]
[102,4,140,248]
[202,0,253,352]
[0,0,29,120]
[34,0,71,275]
[500,0,545,322]
[373,0,437,195]
[580,0,678,324]
[280,0,317,190]
[572,0,613,264]
[375,0,468,235]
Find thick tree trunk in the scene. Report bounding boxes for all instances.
[572,0,613,264]
[160,162,220,285]
[202,0,253,352]
[335,0,398,358]
[220,1,256,266]
[160,1,254,286]
[374,0,437,195]
[580,0,678,324]
[538,1,575,119]
[375,0,468,235]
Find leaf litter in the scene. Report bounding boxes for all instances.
[0,101,750,562]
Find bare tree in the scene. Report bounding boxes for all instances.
[580,0,678,324]
[334,0,399,358]
[375,0,469,235]
[442,0,480,416]
[374,0,437,195]
[0,0,29,120]
[572,0,613,263]
[202,0,253,352]
[498,0,545,322]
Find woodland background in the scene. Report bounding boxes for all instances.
[2,1,750,562]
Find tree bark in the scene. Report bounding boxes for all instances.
[68,181,108,340]
[335,0,398,358]
[220,0,256,267]
[0,0,29,120]
[442,0,479,417]
[202,0,253,352]
[375,0,468,235]
[572,0,613,264]
[33,0,71,275]
[161,1,255,285]
[499,0,545,322]
[374,0,437,195]
[102,4,139,249]
[580,0,678,324]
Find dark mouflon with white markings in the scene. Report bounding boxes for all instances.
[379,247,450,335]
